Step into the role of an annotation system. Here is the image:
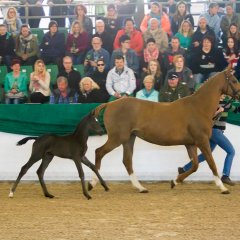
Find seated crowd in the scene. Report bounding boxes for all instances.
[0,1,240,104]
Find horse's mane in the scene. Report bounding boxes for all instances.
[73,113,91,134]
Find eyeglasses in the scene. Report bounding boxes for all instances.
[97,64,105,66]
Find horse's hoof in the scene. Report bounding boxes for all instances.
[45,194,55,198]
[88,182,93,191]
[221,190,230,194]
[104,186,110,192]
[9,191,14,198]
[139,189,148,193]
[171,180,176,189]
[86,195,92,200]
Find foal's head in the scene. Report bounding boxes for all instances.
[87,113,104,136]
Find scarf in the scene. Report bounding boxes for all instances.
[19,34,33,54]
[142,88,155,98]
[144,47,159,62]
[5,17,17,32]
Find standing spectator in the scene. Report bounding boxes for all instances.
[4,59,28,104]
[47,0,74,28]
[220,3,240,47]
[103,4,122,42]
[111,34,139,76]
[136,75,159,102]
[190,36,227,86]
[0,24,15,71]
[19,0,45,28]
[114,18,144,56]
[200,2,221,40]
[93,19,113,54]
[15,24,39,66]
[78,77,106,103]
[66,20,89,65]
[165,54,194,92]
[175,20,193,50]
[141,59,163,91]
[29,59,51,103]
[171,1,194,35]
[40,21,65,67]
[50,76,78,104]
[89,59,110,102]
[57,56,81,94]
[159,72,190,102]
[143,18,169,53]
[140,2,171,36]
[106,55,136,101]
[74,4,93,37]
[84,37,110,76]
[3,7,22,37]
[190,16,216,50]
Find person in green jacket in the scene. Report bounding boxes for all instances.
[159,72,190,102]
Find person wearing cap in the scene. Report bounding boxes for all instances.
[136,75,159,102]
[106,55,136,101]
[4,59,28,104]
[165,54,194,92]
[143,18,169,53]
[103,4,122,41]
[111,34,139,76]
[199,2,221,40]
[113,18,144,56]
[40,20,65,68]
[190,16,216,50]
[159,72,190,102]
[93,19,113,54]
[140,2,171,36]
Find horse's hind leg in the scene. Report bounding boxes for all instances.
[9,156,40,198]
[36,153,54,198]
[89,138,122,190]
[198,143,229,194]
[73,158,91,200]
[123,135,148,193]
[171,145,199,188]
[81,156,109,191]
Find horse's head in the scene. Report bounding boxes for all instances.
[223,67,240,99]
[88,113,104,136]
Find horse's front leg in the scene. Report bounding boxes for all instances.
[81,156,109,192]
[199,143,229,194]
[123,135,148,193]
[74,158,91,200]
[171,145,199,188]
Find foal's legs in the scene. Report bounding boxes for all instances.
[81,156,109,191]
[36,153,54,198]
[9,155,40,198]
[73,157,91,200]
[89,137,122,190]
[198,143,229,194]
[171,145,199,188]
[122,135,148,193]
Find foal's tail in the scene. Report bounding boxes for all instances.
[92,103,108,118]
[16,137,38,146]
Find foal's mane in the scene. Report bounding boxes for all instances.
[73,113,91,135]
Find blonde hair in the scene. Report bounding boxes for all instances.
[143,75,155,84]
[33,59,47,78]
[172,54,185,66]
[147,59,161,77]
[6,7,17,19]
[70,20,84,34]
[178,20,193,37]
[79,77,100,93]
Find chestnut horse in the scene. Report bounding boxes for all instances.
[89,68,240,194]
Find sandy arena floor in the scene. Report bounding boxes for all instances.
[1,181,240,240]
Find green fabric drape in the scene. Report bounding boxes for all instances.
[0,104,102,136]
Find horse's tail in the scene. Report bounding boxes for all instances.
[16,137,38,146]
[91,103,108,118]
